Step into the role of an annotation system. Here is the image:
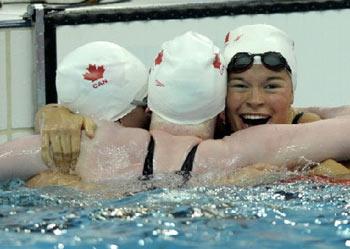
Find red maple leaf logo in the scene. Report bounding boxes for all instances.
[213,53,221,69]
[155,79,165,87]
[155,50,163,65]
[224,32,230,43]
[234,34,243,41]
[83,64,105,82]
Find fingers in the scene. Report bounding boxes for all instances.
[70,132,81,170]
[41,128,75,170]
[41,133,54,168]
[51,134,64,167]
[83,116,97,138]
[52,134,79,173]
[38,105,86,172]
[61,134,72,168]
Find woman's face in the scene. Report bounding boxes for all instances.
[226,64,294,132]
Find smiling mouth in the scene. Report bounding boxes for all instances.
[240,114,271,126]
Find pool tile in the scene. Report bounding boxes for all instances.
[11,130,34,140]
[10,29,34,129]
[0,31,7,131]
[0,135,8,144]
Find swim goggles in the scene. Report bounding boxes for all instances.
[227,52,291,73]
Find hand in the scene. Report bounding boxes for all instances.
[35,104,96,173]
[309,159,350,177]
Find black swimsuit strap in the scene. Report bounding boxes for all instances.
[175,144,199,184]
[142,136,154,177]
[180,144,199,173]
[292,112,304,124]
[141,139,198,182]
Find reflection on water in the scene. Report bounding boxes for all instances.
[0,179,350,249]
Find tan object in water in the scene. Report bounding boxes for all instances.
[26,170,103,192]
[214,163,285,187]
[26,170,82,188]
[309,159,350,178]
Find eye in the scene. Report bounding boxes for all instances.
[228,80,249,90]
[227,78,250,92]
[233,83,248,89]
[264,82,281,90]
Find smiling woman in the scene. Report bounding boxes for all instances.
[220,24,350,182]
[226,64,294,131]
[223,24,319,133]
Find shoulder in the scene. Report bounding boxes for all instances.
[298,112,321,123]
[291,107,321,123]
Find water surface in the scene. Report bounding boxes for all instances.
[1,179,349,249]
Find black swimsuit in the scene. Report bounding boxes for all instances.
[292,112,304,124]
[140,136,198,181]
[142,136,154,177]
[175,144,199,181]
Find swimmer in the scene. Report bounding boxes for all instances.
[223,24,319,132]
[221,24,350,183]
[35,41,150,170]
[23,31,227,187]
[1,32,350,195]
[0,40,149,184]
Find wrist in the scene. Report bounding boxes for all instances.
[41,103,71,111]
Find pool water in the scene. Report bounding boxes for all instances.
[1,179,350,249]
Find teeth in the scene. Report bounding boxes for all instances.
[241,114,270,120]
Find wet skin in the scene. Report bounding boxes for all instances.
[226,64,294,132]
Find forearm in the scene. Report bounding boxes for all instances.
[261,118,350,168]
[195,117,350,175]
[0,136,48,181]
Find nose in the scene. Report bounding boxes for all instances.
[246,88,264,108]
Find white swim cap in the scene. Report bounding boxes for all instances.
[56,41,148,121]
[224,24,297,90]
[148,31,227,125]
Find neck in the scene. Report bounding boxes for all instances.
[150,113,216,140]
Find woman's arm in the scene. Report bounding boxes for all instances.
[194,117,350,178]
[0,135,48,182]
[0,121,150,185]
